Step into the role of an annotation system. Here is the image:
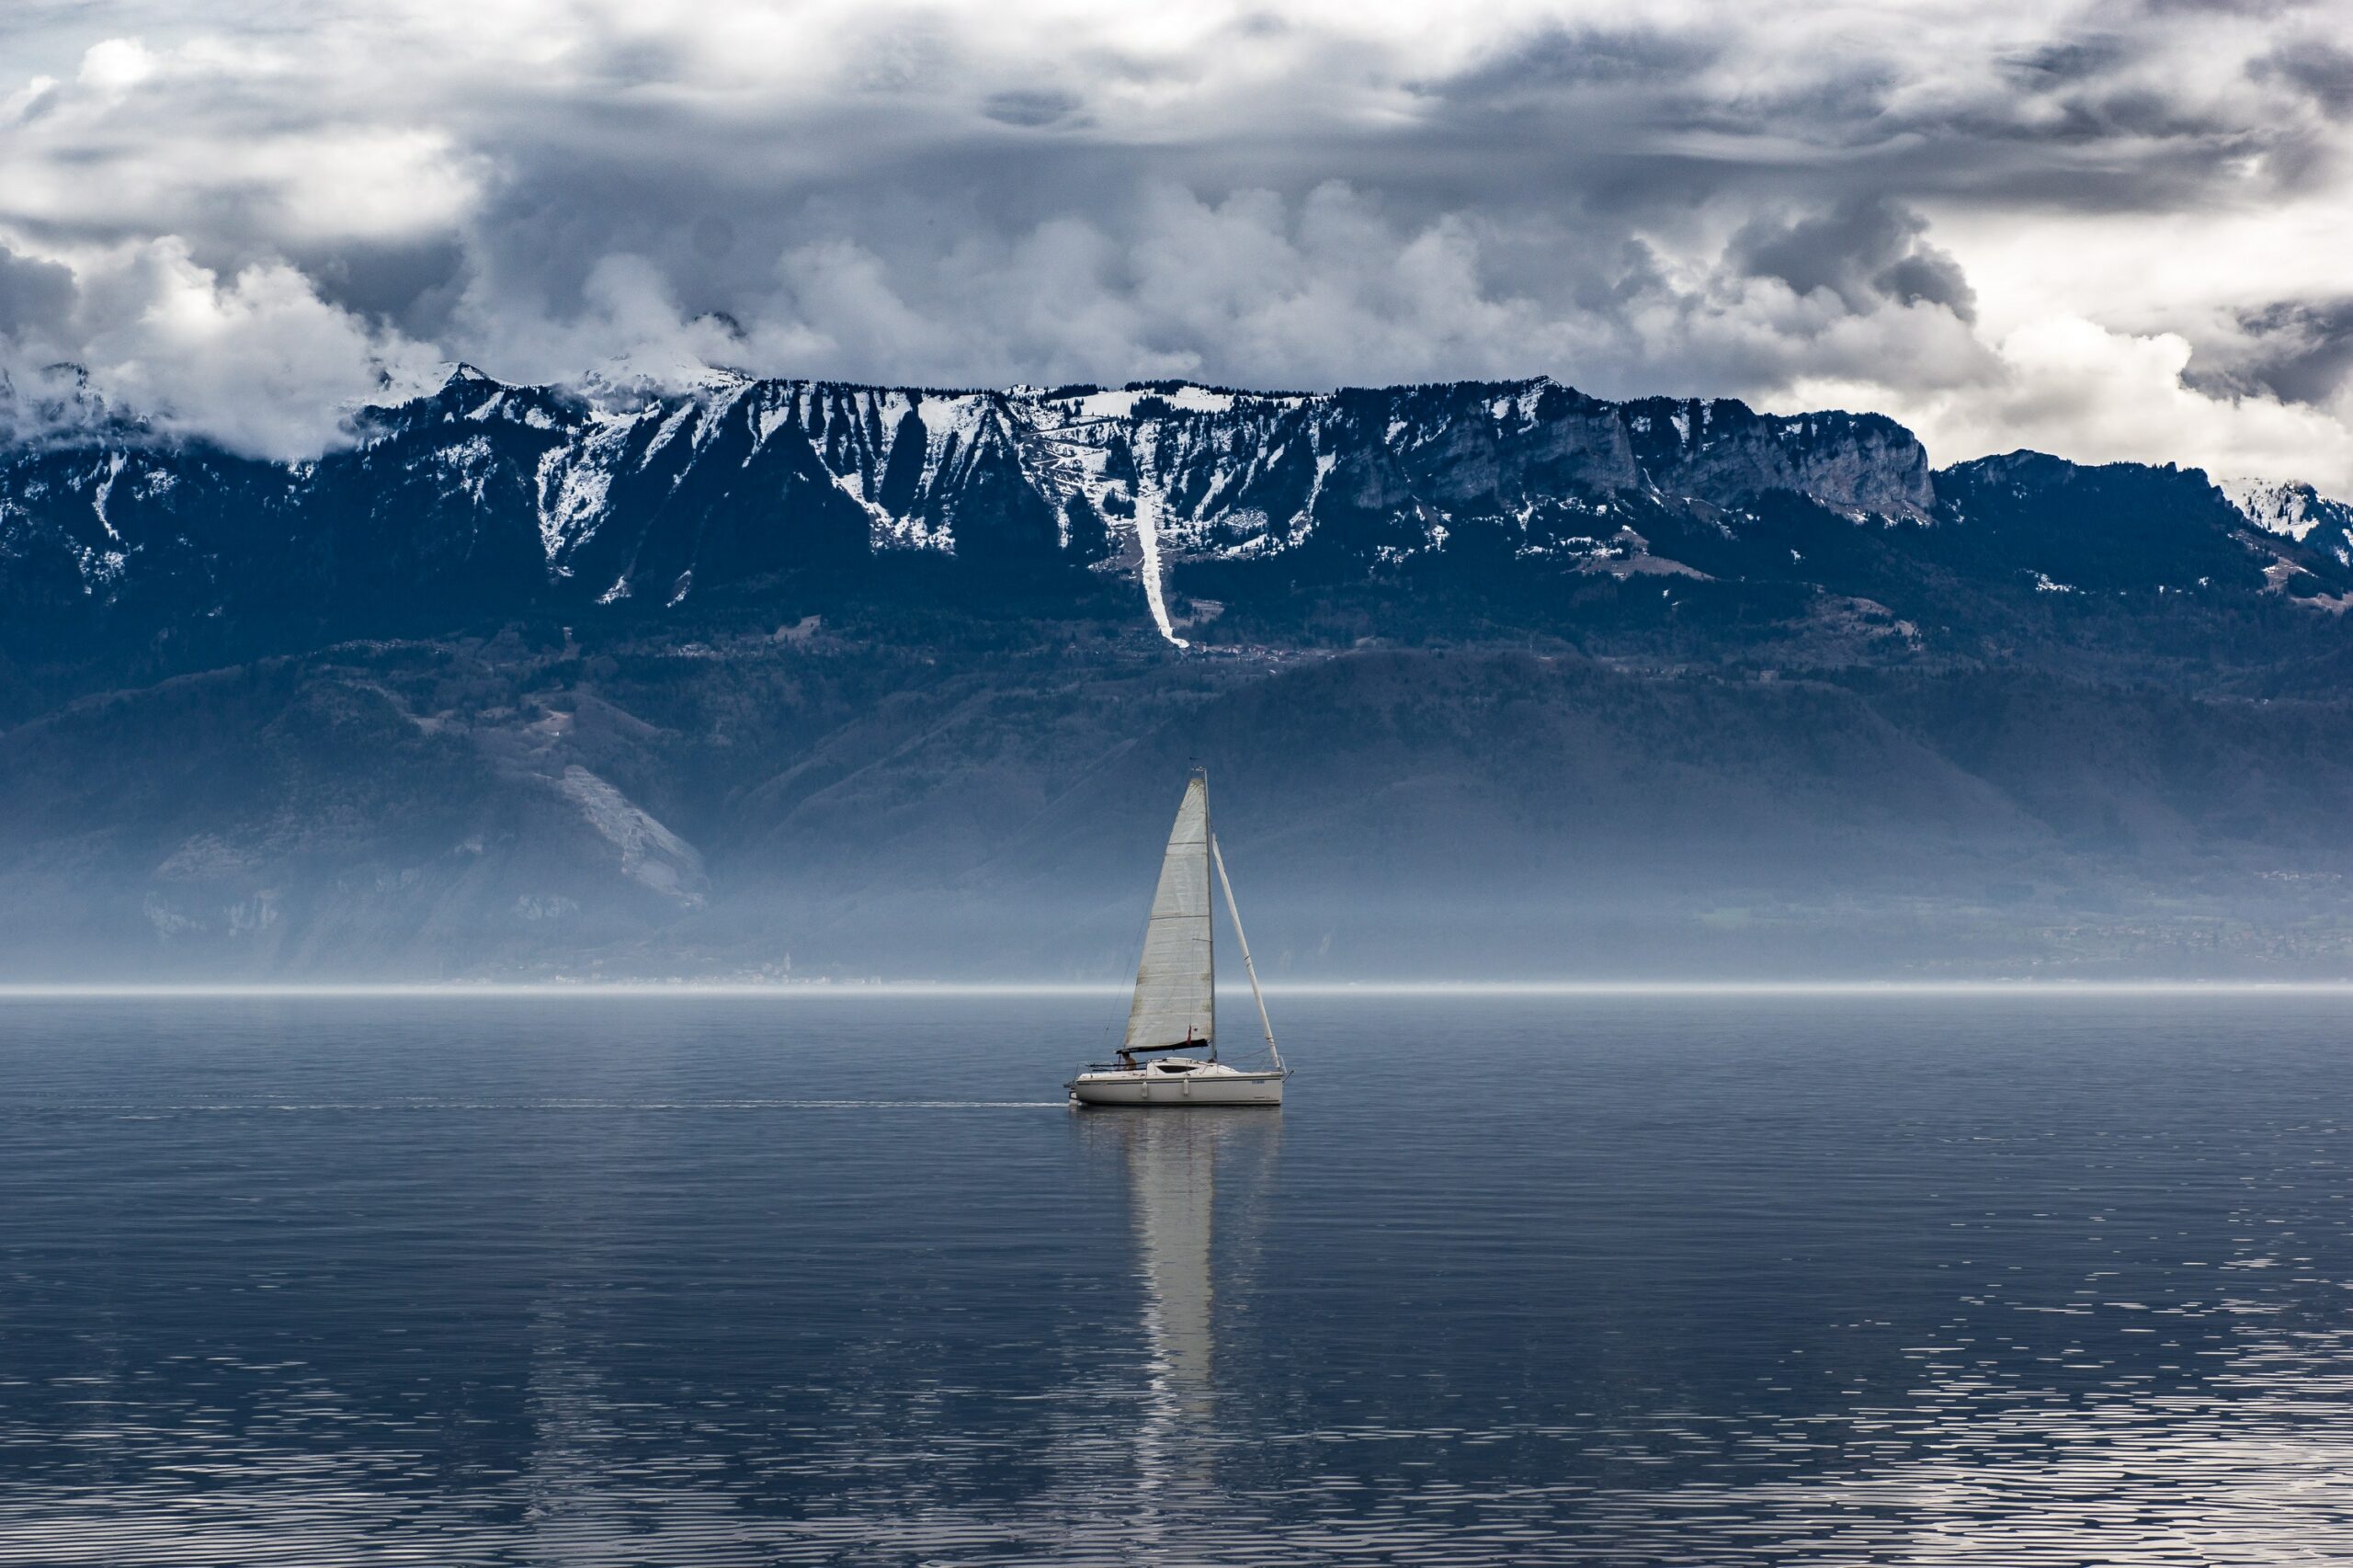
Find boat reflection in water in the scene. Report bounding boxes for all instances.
[1074,1106,1283,1513]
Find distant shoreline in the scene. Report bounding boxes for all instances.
[7,980,2353,1000]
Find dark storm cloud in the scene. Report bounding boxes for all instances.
[1370,8,2314,232]
[2004,35,2135,86]
[1729,200,1977,323]
[0,244,74,337]
[981,88,1086,129]
[1412,24,1716,102]
[2250,38,2353,118]
[2185,299,2353,406]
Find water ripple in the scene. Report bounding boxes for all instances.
[0,994,2347,1563]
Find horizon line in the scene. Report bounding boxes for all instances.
[6,979,2353,1000]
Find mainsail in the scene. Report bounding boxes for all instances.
[1125,775,1214,1051]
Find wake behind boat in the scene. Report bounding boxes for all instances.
[1068,771,1289,1108]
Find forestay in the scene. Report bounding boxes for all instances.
[1125,776,1214,1050]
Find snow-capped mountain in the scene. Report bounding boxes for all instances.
[0,369,1939,646]
[4,368,2350,662]
[2219,477,2353,564]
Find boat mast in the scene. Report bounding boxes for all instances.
[1210,832,1281,1073]
[1200,768,1214,1057]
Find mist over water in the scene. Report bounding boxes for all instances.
[2,992,2349,1563]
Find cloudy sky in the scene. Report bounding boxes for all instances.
[2,0,2351,489]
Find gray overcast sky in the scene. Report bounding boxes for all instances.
[2,0,2351,489]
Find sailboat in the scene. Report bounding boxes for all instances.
[1068,770,1290,1108]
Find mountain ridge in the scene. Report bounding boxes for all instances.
[8,370,2353,982]
[6,367,2345,664]
[0,369,1979,642]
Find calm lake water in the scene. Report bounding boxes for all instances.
[0,992,2348,1565]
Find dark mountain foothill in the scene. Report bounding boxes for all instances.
[5,369,2352,980]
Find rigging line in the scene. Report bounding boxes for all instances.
[1210,830,1280,1073]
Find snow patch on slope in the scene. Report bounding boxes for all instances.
[2218,476,2348,542]
[1131,485,1185,647]
[432,435,495,506]
[535,428,624,571]
[1061,385,1240,421]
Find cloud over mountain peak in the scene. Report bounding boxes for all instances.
[0,3,2347,486]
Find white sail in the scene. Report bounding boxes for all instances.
[1125,776,1214,1050]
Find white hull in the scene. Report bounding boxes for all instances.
[1068,1064,1287,1108]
